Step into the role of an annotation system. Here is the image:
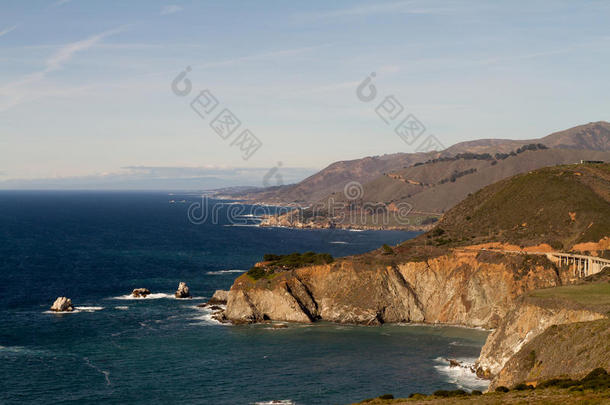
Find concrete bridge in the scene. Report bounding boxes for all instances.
[471,248,610,279]
[545,252,610,278]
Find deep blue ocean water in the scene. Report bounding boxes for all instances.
[0,191,489,404]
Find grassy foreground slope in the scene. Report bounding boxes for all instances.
[425,163,610,249]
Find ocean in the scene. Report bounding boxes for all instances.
[0,191,489,404]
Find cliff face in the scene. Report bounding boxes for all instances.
[224,250,570,328]
[489,318,610,389]
[476,300,605,379]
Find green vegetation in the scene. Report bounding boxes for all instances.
[247,252,334,280]
[432,389,468,397]
[529,282,610,307]
[536,368,610,391]
[382,244,394,255]
[428,164,610,247]
[355,369,610,404]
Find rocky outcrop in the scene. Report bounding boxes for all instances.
[489,319,610,389]
[223,250,570,327]
[476,300,606,380]
[208,290,228,304]
[50,297,74,312]
[131,288,151,298]
[175,282,191,299]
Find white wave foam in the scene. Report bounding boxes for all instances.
[189,305,227,326]
[433,357,489,392]
[330,241,348,244]
[111,293,174,300]
[251,400,294,405]
[44,306,104,314]
[114,306,129,310]
[206,269,245,275]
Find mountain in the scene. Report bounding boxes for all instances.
[227,152,436,204]
[221,122,610,206]
[261,149,610,230]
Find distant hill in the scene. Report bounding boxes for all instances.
[223,122,610,206]
[429,163,610,248]
[228,152,437,204]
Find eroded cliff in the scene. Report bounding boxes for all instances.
[223,250,571,328]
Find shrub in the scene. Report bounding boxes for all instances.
[382,244,394,255]
[420,217,438,225]
[495,386,509,393]
[247,266,267,280]
[471,390,482,396]
[514,383,534,391]
[431,228,445,237]
[408,393,426,399]
[433,389,467,397]
[378,394,394,400]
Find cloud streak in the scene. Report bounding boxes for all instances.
[295,0,452,21]
[0,25,18,38]
[160,5,183,15]
[0,26,126,111]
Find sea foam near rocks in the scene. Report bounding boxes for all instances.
[206,269,245,275]
[433,357,489,392]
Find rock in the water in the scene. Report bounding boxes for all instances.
[448,359,462,368]
[175,282,191,298]
[131,288,151,298]
[50,297,74,312]
[208,289,228,304]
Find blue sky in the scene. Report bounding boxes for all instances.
[1,0,609,189]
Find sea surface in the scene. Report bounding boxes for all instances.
[0,191,489,404]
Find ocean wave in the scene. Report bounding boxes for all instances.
[114,306,129,310]
[0,345,50,356]
[206,269,245,275]
[433,357,489,392]
[251,400,295,405]
[189,305,226,326]
[44,306,104,314]
[110,293,174,300]
[330,241,348,244]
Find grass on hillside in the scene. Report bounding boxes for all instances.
[529,282,610,307]
[354,368,610,404]
[430,164,610,248]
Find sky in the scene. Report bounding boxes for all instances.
[1,0,609,189]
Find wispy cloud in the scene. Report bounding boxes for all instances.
[0,26,126,111]
[52,0,72,7]
[0,25,18,38]
[197,44,331,69]
[295,0,452,21]
[160,5,183,15]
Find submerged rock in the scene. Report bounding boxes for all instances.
[208,289,229,305]
[175,282,191,299]
[131,288,151,298]
[50,297,74,312]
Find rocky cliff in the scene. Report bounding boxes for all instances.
[476,299,605,380]
[224,250,571,328]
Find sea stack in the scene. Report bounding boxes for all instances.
[50,297,74,312]
[132,288,151,298]
[175,282,191,299]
